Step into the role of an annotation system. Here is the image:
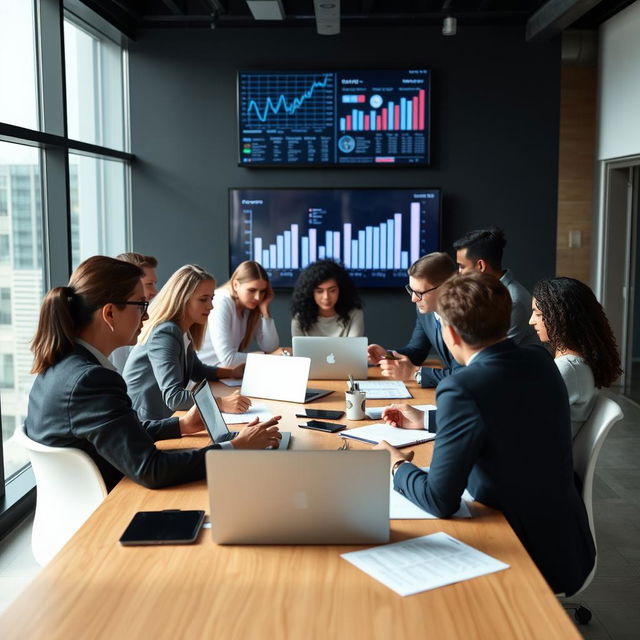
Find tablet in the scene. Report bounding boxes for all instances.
[119,510,205,546]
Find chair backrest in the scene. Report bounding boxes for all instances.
[14,423,107,565]
[572,394,623,540]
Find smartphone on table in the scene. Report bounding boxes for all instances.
[298,420,346,433]
[295,409,344,420]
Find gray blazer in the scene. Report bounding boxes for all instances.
[123,321,219,421]
[500,269,538,346]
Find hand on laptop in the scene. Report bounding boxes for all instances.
[367,343,387,364]
[373,440,415,470]
[380,354,417,381]
[179,404,207,435]
[382,404,425,430]
[217,390,252,414]
[231,416,282,449]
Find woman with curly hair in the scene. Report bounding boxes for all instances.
[529,277,622,438]
[291,260,364,337]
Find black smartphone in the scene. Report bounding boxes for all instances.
[295,409,345,420]
[119,510,205,546]
[299,420,346,433]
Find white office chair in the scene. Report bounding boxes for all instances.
[563,393,623,624]
[14,423,107,566]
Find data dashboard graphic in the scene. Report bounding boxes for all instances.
[229,188,441,288]
[238,69,430,166]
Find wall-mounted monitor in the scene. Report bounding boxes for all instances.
[237,69,430,167]
[229,188,441,289]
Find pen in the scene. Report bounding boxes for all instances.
[383,350,399,360]
[282,349,291,357]
[348,374,354,392]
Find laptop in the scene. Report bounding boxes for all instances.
[240,353,333,403]
[206,450,390,544]
[292,336,368,380]
[192,379,291,450]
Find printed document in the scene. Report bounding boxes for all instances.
[341,532,509,596]
[366,404,436,420]
[351,380,411,399]
[222,403,272,424]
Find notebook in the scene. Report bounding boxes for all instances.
[292,336,368,379]
[206,450,390,544]
[192,379,291,449]
[240,353,332,403]
[340,423,435,448]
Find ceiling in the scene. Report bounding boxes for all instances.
[79,0,636,40]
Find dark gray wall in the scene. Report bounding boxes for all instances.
[128,26,560,346]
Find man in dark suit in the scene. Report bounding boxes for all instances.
[376,272,595,596]
[368,251,460,388]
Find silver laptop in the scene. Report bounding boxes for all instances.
[292,336,368,380]
[192,379,291,450]
[206,450,390,544]
[241,353,332,403]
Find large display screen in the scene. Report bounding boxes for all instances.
[237,69,430,167]
[229,188,441,289]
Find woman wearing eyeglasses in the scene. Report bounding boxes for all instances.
[25,256,281,491]
[123,264,252,421]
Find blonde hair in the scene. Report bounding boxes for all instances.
[138,264,214,350]
[222,261,269,351]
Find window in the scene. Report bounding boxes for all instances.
[0,288,10,324]
[0,354,14,389]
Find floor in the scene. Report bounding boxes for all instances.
[0,393,638,638]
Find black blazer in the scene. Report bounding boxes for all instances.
[25,344,220,491]
[396,310,462,387]
[394,340,595,596]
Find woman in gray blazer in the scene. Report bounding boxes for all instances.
[124,265,251,421]
[25,256,281,491]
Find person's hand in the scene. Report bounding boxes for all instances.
[259,285,275,317]
[373,440,415,470]
[217,390,251,414]
[382,404,425,430]
[231,416,282,449]
[179,403,206,435]
[367,343,387,364]
[379,353,417,381]
[230,363,245,379]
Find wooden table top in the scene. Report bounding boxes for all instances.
[0,373,580,639]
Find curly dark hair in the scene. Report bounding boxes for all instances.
[291,260,362,333]
[532,277,622,388]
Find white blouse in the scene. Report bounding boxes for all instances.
[555,354,596,439]
[197,288,279,367]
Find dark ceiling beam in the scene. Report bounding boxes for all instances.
[78,0,141,38]
[160,0,186,14]
[526,0,603,41]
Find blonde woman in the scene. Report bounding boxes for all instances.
[123,264,250,421]
[198,261,279,367]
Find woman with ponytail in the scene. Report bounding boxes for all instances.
[25,256,281,491]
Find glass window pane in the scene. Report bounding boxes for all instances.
[64,18,125,150]
[69,153,127,267]
[0,1,39,130]
[0,142,44,481]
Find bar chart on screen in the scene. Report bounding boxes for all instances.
[229,188,441,288]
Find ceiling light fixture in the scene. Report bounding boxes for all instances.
[246,0,285,21]
[442,15,457,36]
[314,0,340,36]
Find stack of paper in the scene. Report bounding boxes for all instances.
[341,532,509,596]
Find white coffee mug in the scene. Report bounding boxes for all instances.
[345,390,366,420]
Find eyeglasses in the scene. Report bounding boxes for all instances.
[405,283,440,301]
[112,300,149,315]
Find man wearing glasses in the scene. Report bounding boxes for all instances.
[368,251,460,387]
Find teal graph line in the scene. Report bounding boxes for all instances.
[246,75,332,122]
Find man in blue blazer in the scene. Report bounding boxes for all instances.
[377,272,595,596]
[368,252,461,388]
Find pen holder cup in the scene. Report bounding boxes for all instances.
[345,390,367,420]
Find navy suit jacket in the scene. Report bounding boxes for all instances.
[25,344,219,491]
[396,310,462,387]
[394,340,595,595]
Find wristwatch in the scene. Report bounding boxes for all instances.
[414,367,422,386]
[391,459,408,476]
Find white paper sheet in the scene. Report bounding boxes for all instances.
[219,379,243,387]
[221,403,272,424]
[341,423,435,447]
[351,380,412,399]
[366,404,436,420]
[389,473,472,519]
[341,532,509,596]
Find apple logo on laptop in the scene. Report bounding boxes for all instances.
[326,352,336,365]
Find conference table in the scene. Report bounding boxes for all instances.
[0,372,580,639]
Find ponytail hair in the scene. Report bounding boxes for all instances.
[31,256,143,373]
